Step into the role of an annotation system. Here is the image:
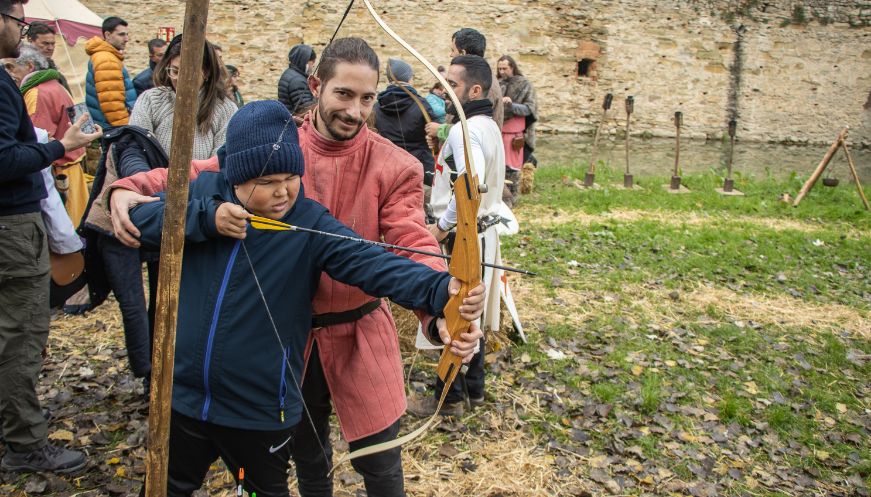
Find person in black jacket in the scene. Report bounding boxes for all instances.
[132,38,167,97]
[0,0,101,474]
[374,57,437,193]
[277,44,316,115]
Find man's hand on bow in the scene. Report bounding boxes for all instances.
[449,279,486,321]
[215,203,250,240]
[434,279,486,362]
[437,320,484,363]
[109,188,159,248]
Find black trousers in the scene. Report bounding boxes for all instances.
[140,410,295,497]
[292,342,405,497]
[97,234,158,378]
[434,335,486,404]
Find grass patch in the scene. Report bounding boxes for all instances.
[591,382,622,403]
[718,393,753,426]
[639,373,663,414]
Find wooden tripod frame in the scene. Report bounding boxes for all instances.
[793,127,870,210]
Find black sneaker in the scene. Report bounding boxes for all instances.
[1,444,87,474]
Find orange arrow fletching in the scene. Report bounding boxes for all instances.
[249,215,294,231]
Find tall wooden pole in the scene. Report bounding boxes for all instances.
[670,111,682,190]
[623,96,634,188]
[145,1,210,496]
[586,93,612,186]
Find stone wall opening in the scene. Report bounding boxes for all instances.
[577,58,596,78]
[575,41,601,81]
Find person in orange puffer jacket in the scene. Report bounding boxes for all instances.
[84,17,136,128]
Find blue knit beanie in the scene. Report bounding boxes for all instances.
[224,100,305,185]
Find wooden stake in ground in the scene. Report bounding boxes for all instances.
[145,1,210,496]
[792,127,848,207]
[841,139,870,211]
[585,93,612,187]
[717,119,745,196]
[725,119,736,190]
[623,96,634,188]
[670,111,682,190]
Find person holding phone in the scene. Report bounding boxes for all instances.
[3,44,89,226]
[1,0,102,473]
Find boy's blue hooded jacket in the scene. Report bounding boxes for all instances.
[131,166,450,431]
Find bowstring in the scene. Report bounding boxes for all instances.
[311,0,356,77]
[233,101,332,474]
[229,0,358,476]
[239,241,333,473]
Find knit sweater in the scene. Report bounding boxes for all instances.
[129,87,237,160]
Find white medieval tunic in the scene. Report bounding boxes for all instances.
[427,114,513,337]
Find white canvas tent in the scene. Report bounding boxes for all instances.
[24,0,104,103]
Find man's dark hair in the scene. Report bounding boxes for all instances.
[25,21,54,41]
[452,28,486,57]
[101,16,127,37]
[316,37,379,84]
[0,0,28,14]
[450,55,492,94]
[147,38,166,55]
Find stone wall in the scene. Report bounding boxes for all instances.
[77,0,871,146]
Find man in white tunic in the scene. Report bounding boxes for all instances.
[409,55,509,417]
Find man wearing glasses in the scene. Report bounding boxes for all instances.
[84,16,136,128]
[0,0,102,474]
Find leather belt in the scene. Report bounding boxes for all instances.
[312,299,381,328]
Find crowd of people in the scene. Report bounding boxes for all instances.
[0,0,539,494]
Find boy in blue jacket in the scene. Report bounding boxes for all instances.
[131,101,484,497]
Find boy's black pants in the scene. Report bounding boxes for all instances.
[140,410,296,497]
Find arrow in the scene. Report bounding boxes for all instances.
[249,216,536,276]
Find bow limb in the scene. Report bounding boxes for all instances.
[362,0,475,181]
[333,0,482,467]
[361,0,481,396]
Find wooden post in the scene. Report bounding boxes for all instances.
[145,1,210,496]
[623,96,634,188]
[670,111,682,189]
[841,140,870,211]
[792,127,848,207]
[586,93,612,186]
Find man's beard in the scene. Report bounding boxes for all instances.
[444,86,471,116]
[1,38,21,59]
[317,101,365,141]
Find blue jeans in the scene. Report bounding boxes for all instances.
[97,234,157,378]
